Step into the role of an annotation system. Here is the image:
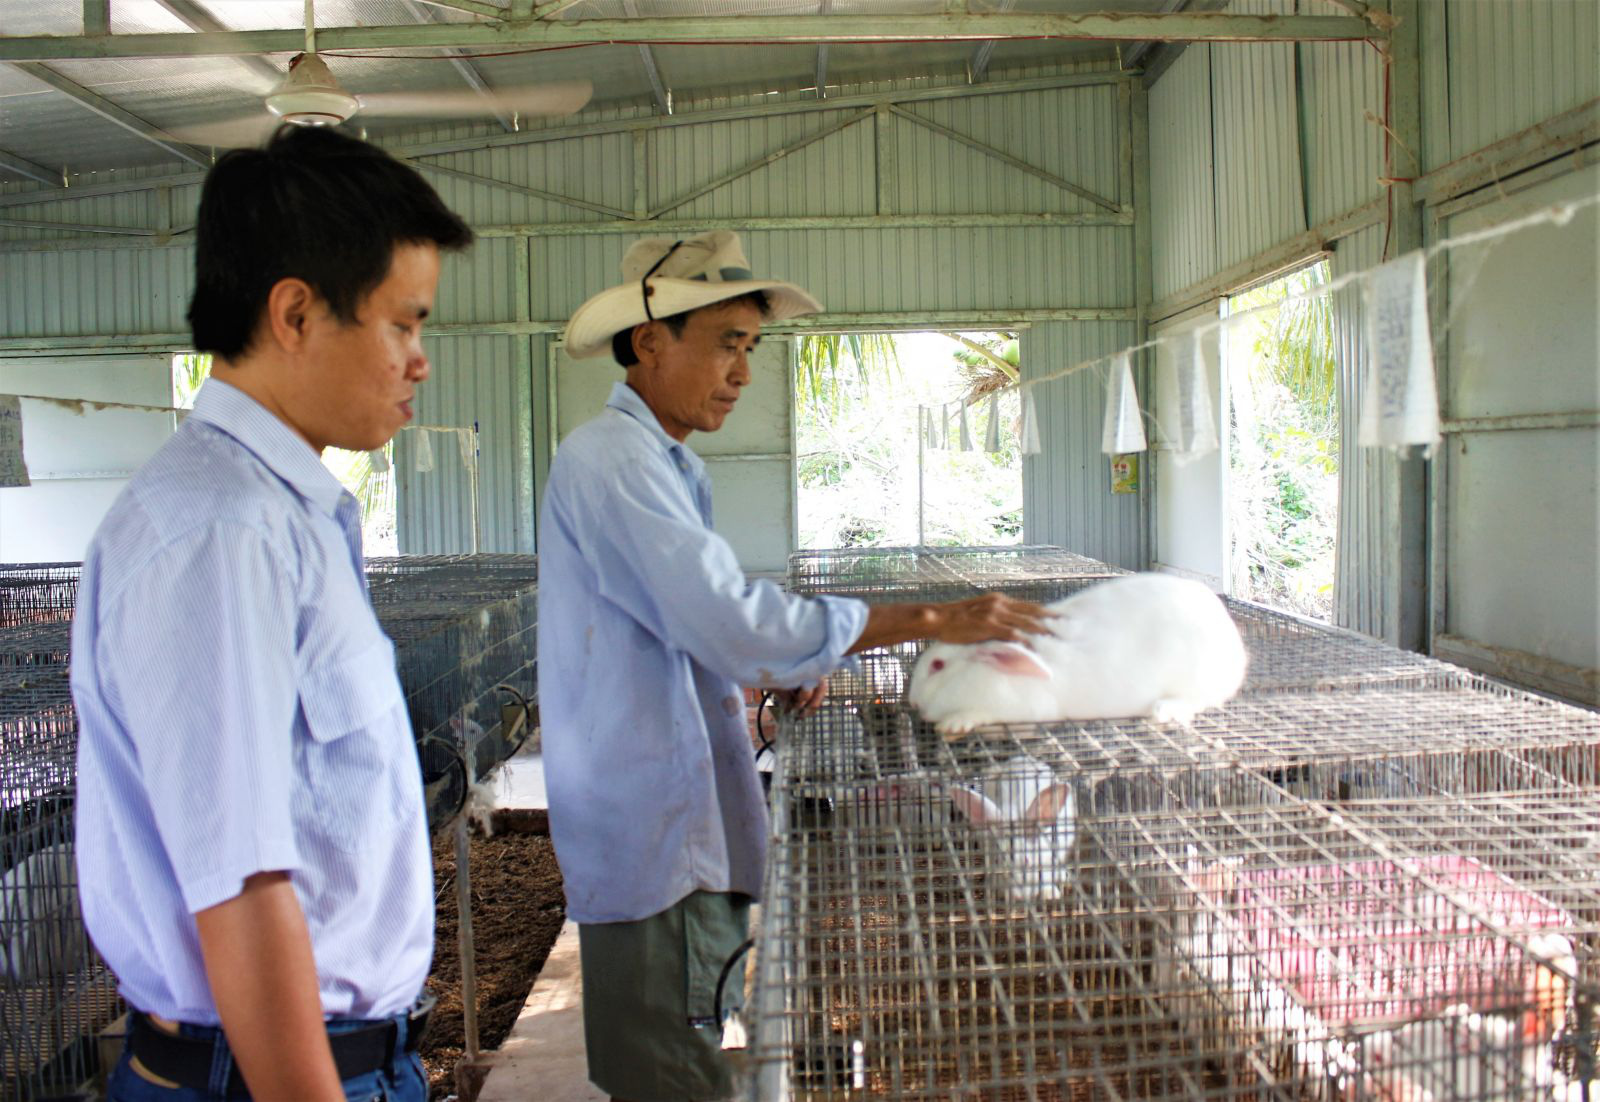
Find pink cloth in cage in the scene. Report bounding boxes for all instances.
[1218,854,1572,1029]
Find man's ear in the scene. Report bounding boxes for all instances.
[631,321,662,368]
[264,277,319,354]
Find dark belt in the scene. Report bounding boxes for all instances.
[127,996,433,1097]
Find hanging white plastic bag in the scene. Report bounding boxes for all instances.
[413,428,435,473]
[1101,352,1147,454]
[958,402,974,451]
[1359,251,1440,450]
[984,393,1001,452]
[1019,389,1041,455]
[0,395,29,488]
[367,447,390,474]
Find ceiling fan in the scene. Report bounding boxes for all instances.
[171,0,592,148]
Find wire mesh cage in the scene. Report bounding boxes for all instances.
[0,666,119,1102]
[0,566,80,630]
[750,749,1600,1101]
[786,547,1127,597]
[365,554,539,830]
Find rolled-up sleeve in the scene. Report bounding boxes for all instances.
[99,524,300,913]
[571,458,866,687]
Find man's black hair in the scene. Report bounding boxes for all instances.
[611,290,772,368]
[187,124,474,360]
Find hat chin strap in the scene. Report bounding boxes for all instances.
[641,240,684,322]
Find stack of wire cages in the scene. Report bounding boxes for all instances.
[0,565,78,674]
[786,546,1126,598]
[1,637,117,1097]
[748,678,1600,1100]
[364,554,538,831]
[745,547,1600,1099]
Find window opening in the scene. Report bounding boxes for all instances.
[170,353,398,555]
[1221,261,1339,621]
[794,331,1023,549]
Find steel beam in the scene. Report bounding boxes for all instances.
[10,62,211,167]
[151,0,285,88]
[401,0,517,132]
[0,209,1133,253]
[406,158,633,218]
[814,0,830,98]
[887,103,1120,211]
[0,306,1138,353]
[619,1,671,115]
[0,216,158,235]
[1148,196,1382,321]
[1125,0,1192,72]
[83,0,109,36]
[1416,97,1599,208]
[0,148,60,186]
[410,0,508,18]
[0,14,1387,61]
[0,71,1128,211]
[531,0,586,17]
[646,108,872,219]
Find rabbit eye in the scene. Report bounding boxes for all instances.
[931,659,946,672]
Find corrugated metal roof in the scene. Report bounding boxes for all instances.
[0,0,1179,181]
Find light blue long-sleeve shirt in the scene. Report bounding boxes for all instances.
[537,381,867,924]
[69,379,433,1023]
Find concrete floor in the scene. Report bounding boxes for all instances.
[475,751,609,1101]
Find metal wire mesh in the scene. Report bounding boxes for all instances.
[786,547,1127,596]
[749,564,1600,1100]
[0,666,119,1102]
[364,554,539,830]
[0,624,72,672]
[751,751,1600,1099]
[0,566,80,630]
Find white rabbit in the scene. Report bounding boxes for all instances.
[909,573,1247,735]
[1,842,87,983]
[948,754,1076,902]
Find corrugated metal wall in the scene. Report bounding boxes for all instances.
[1440,0,1600,166]
[0,68,1139,562]
[1149,45,1217,303]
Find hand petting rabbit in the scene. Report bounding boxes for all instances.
[909,573,1247,735]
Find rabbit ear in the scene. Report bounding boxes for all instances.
[950,785,1003,824]
[974,643,1051,680]
[1024,784,1073,823]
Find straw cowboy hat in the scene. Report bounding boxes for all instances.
[564,230,823,359]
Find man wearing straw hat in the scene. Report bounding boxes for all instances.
[539,230,1049,1101]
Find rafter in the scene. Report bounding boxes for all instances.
[533,0,588,19]
[619,0,671,115]
[0,148,59,186]
[408,0,508,19]
[10,62,210,167]
[0,13,1388,61]
[814,0,830,98]
[83,0,109,36]
[151,0,285,88]
[967,0,1013,84]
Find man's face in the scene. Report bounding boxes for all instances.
[282,241,441,453]
[631,298,763,442]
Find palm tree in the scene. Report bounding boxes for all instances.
[794,333,901,412]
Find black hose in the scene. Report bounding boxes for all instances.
[495,681,537,757]
[713,937,757,1025]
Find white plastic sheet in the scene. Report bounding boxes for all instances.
[413,427,435,473]
[1360,251,1440,450]
[1173,331,1218,455]
[0,395,29,488]
[984,393,1001,453]
[1019,390,1041,455]
[958,402,974,451]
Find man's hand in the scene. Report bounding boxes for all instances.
[849,593,1053,654]
[929,593,1054,645]
[771,680,828,718]
[195,871,345,1101]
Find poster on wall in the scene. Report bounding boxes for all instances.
[0,395,29,488]
[1110,454,1139,494]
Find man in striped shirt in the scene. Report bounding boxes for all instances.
[70,125,472,1100]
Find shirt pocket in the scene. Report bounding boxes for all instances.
[297,637,413,855]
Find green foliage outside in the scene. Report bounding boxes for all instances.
[795,332,1024,549]
[1224,262,1340,621]
[171,352,398,553]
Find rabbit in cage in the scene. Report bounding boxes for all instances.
[0,842,87,983]
[947,754,1077,902]
[908,573,1247,735]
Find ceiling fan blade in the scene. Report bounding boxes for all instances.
[165,113,283,150]
[356,80,593,121]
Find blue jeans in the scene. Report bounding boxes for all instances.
[107,1010,428,1102]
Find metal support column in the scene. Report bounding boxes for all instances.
[1385,0,1429,653]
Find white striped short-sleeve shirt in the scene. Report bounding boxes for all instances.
[70,378,433,1024]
